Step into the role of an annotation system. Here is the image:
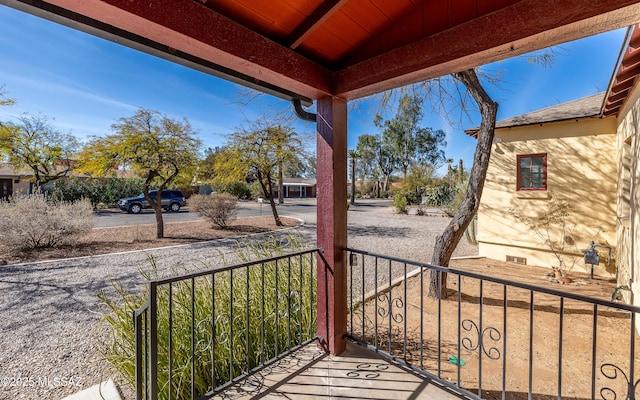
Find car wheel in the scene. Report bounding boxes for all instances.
[129,203,142,214]
[169,202,181,212]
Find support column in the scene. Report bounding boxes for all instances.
[316,96,348,355]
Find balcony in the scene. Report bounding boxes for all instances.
[133,248,640,400]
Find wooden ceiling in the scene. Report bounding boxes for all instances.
[3,0,640,103]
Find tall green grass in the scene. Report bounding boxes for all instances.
[98,236,317,400]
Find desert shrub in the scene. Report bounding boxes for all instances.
[360,181,377,198]
[189,193,238,228]
[0,192,94,250]
[423,182,456,207]
[392,192,408,214]
[465,216,478,245]
[210,179,251,199]
[53,177,145,208]
[392,190,420,214]
[97,236,316,400]
[444,181,468,217]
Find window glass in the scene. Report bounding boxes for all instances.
[517,154,546,190]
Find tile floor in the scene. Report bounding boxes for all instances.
[212,341,465,399]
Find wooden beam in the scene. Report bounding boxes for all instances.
[605,97,627,109]
[7,0,335,100]
[629,32,640,49]
[622,49,640,69]
[335,0,640,99]
[285,0,348,49]
[613,67,640,88]
[608,87,631,102]
[315,96,348,355]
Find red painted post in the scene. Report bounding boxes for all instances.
[316,96,348,355]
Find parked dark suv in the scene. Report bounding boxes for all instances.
[117,190,187,214]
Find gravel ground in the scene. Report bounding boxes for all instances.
[0,199,477,400]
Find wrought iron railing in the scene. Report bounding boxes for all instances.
[345,248,640,400]
[134,249,323,400]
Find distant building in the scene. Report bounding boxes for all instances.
[0,162,86,200]
[0,164,34,200]
[272,178,317,198]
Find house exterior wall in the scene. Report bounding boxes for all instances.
[13,179,30,196]
[478,117,618,275]
[272,184,317,198]
[616,82,640,306]
[0,176,31,197]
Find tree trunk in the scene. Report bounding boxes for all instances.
[153,200,165,239]
[278,162,284,205]
[350,156,356,205]
[428,68,498,298]
[257,169,282,226]
[143,186,165,239]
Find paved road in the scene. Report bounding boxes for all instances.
[92,198,442,229]
[92,198,323,227]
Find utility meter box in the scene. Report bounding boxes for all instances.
[583,247,600,265]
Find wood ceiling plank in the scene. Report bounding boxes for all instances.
[206,0,304,37]
[299,25,354,63]
[340,0,386,35]
[621,49,640,69]
[449,0,479,27]
[422,0,449,38]
[400,5,425,42]
[285,0,347,49]
[322,10,370,47]
[477,0,515,15]
[369,0,417,22]
[608,88,630,102]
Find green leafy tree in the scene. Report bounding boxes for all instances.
[0,85,15,107]
[376,94,446,179]
[271,125,306,204]
[377,135,396,193]
[355,134,381,196]
[198,146,224,181]
[404,163,436,198]
[348,149,359,204]
[219,120,306,226]
[0,114,79,186]
[78,108,201,238]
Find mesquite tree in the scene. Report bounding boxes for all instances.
[219,120,307,226]
[79,108,201,238]
[0,114,79,186]
[428,68,498,298]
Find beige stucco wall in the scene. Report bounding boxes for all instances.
[478,117,618,276]
[616,81,640,306]
[12,179,30,196]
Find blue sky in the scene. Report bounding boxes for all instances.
[0,5,628,176]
